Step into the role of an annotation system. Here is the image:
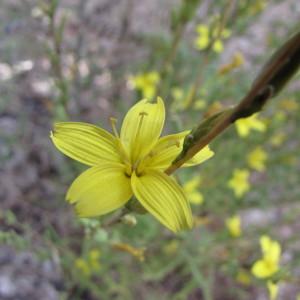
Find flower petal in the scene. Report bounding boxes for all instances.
[67,163,132,217]
[260,235,281,264]
[145,131,214,170]
[131,170,193,232]
[51,122,121,166]
[183,145,214,167]
[120,97,165,162]
[144,131,188,169]
[251,260,278,279]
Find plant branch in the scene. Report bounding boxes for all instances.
[165,30,300,175]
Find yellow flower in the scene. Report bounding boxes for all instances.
[183,176,204,205]
[247,146,267,172]
[194,99,206,110]
[194,24,230,53]
[171,87,185,112]
[212,39,224,53]
[196,24,209,36]
[129,71,160,99]
[267,281,279,300]
[51,98,214,232]
[195,24,210,50]
[75,249,101,277]
[235,113,266,138]
[251,235,281,279]
[226,215,242,237]
[228,169,250,198]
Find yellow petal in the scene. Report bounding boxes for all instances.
[226,215,242,237]
[131,170,193,232]
[188,192,204,205]
[235,114,266,138]
[120,98,165,162]
[184,145,214,167]
[267,281,279,300]
[260,235,272,254]
[260,235,281,264]
[145,131,214,170]
[213,39,224,53]
[196,24,209,35]
[145,131,188,169]
[251,260,278,278]
[67,163,132,217]
[269,242,281,264]
[183,176,202,192]
[51,122,120,166]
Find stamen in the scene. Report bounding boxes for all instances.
[131,112,148,166]
[110,117,132,170]
[135,112,148,140]
[110,117,119,138]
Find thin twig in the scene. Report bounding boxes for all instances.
[47,0,69,116]
[156,0,202,97]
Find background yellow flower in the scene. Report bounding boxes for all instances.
[252,236,281,279]
[235,113,266,137]
[226,215,242,237]
[247,146,268,171]
[228,169,250,198]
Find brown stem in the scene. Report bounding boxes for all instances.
[165,29,300,175]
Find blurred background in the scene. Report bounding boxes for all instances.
[0,0,299,299]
